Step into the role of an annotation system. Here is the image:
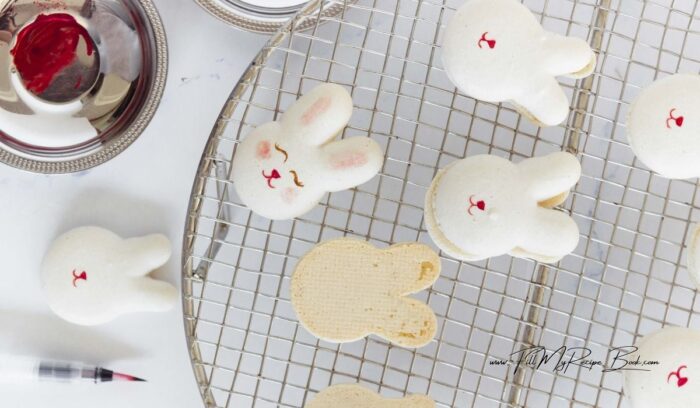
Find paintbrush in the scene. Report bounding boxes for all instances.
[0,356,146,383]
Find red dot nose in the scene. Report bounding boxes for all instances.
[477,200,486,211]
[271,169,281,179]
[677,116,684,127]
[487,40,496,48]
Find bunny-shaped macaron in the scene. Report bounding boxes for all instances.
[41,226,177,325]
[441,0,596,126]
[231,83,384,220]
[627,74,700,179]
[291,239,440,348]
[624,327,700,408]
[425,152,581,263]
[307,384,435,408]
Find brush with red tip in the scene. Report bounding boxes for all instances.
[0,356,146,383]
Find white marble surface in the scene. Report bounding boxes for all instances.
[0,1,267,407]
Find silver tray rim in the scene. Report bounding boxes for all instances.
[0,0,168,174]
[195,0,347,33]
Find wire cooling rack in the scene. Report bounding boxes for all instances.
[182,0,700,406]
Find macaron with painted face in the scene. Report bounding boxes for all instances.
[41,226,177,325]
[627,74,700,179]
[424,152,581,263]
[624,327,700,408]
[231,83,383,220]
[441,0,596,126]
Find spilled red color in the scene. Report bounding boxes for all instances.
[10,13,94,94]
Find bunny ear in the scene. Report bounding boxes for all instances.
[281,83,354,145]
[514,207,580,263]
[384,243,441,295]
[320,137,383,191]
[518,152,581,203]
[512,76,570,126]
[117,234,172,277]
[542,34,596,78]
[120,277,178,313]
[375,298,437,348]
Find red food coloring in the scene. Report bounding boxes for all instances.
[71,269,87,287]
[112,372,146,382]
[256,140,272,159]
[10,13,94,94]
[666,108,684,129]
[262,169,281,189]
[668,365,688,388]
[478,32,496,49]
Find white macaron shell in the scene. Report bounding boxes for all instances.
[627,74,700,179]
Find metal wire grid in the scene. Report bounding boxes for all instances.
[182,0,700,407]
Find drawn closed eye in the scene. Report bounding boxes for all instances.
[274,143,288,162]
[290,170,304,187]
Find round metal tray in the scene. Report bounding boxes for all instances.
[0,0,167,174]
[195,0,347,33]
[182,0,700,407]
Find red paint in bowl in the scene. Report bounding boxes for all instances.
[10,13,94,94]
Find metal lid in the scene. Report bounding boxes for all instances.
[0,0,167,174]
[195,0,346,33]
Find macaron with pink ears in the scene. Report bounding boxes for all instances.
[231,83,383,220]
